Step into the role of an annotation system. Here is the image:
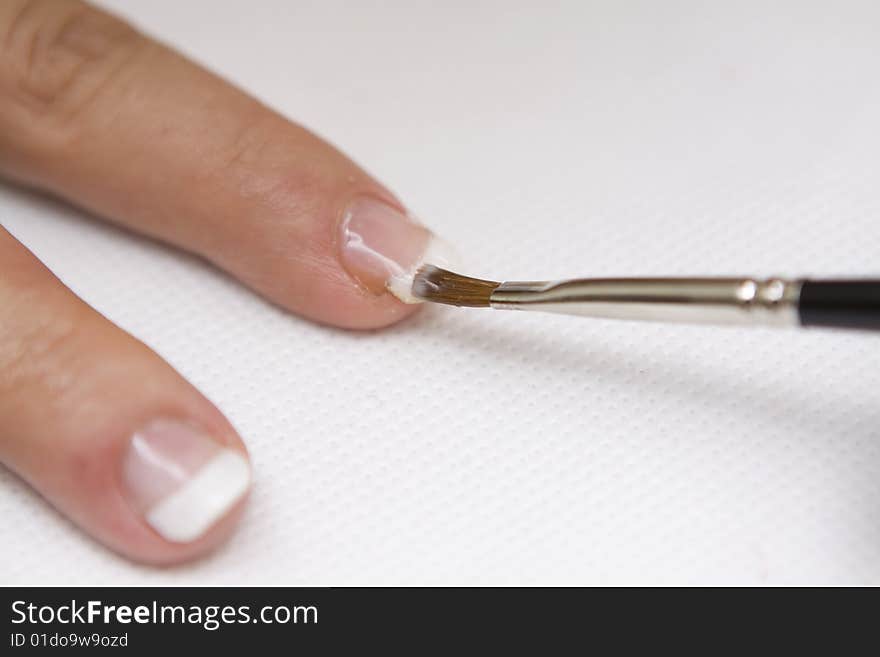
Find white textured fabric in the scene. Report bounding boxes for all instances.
[2,0,880,585]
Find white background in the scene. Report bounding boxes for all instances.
[2,0,880,584]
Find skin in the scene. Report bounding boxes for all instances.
[0,0,423,564]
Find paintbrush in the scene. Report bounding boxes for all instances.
[411,266,880,330]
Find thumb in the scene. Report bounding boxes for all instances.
[0,0,455,329]
[0,226,251,564]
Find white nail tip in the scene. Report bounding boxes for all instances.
[145,449,250,543]
[387,235,461,304]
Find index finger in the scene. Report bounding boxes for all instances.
[0,0,454,328]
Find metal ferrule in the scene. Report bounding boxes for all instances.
[489,277,803,326]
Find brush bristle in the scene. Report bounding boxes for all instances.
[411,266,499,307]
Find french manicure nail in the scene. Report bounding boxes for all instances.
[339,196,457,303]
[122,420,250,543]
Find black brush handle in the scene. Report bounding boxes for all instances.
[798,280,880,330]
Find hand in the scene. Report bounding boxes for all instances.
[0,0,448,563]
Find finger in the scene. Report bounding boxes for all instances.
[0,226,251,564]
[0,0,456,329]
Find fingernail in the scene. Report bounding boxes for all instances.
[339,196,457,303]
[121,420,251,543]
